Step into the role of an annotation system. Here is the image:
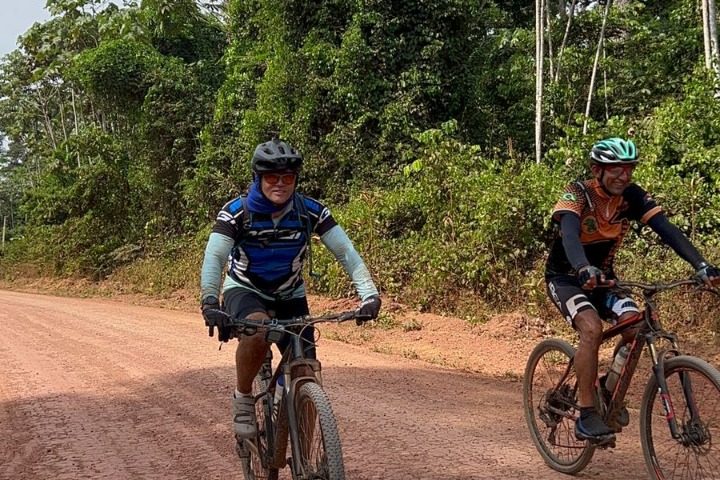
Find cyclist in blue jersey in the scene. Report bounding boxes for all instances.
[200,138,381,439]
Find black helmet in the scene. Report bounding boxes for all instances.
[590,138,639,165]
[251,138,303,174]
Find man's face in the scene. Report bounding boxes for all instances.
[592,163,635,195]
[260,171,297,206]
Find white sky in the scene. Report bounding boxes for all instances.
[0,0,51,58]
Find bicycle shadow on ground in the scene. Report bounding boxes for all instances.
[324,364,647,480]
[0,363,648,480]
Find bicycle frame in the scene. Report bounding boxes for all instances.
[549,280,707,441]
[230,311,359,479]
[600,286,701,441]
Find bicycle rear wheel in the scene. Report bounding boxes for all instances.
[239,361,279,480]
[294,382,345,480]
[640,355,720,480]
[523,338,595,474]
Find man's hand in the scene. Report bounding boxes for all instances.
[201,296,226,337]
[577,265,605,290]
[356,295,381,325]
[696,262,720,287]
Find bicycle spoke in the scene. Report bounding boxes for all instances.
[642,357,720,480]
[298,397,324,475]
[524,339,595,474]
[294,382,344,480]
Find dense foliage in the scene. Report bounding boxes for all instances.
[2,0,720,323]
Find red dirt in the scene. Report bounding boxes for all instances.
[1,279,719,479]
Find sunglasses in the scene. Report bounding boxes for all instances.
[263,173,297,185]
[604,164,636,176]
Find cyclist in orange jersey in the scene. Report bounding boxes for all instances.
[545,138,719,445]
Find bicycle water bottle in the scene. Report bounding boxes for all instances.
[273,376,284,420]
[605,345,630,392]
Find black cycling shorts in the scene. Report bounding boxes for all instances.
[223,288,315,359]
[546,274,639,327]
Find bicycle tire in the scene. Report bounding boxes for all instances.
[523,338,595,474]
[293,382,345,480]
[640,355,720,480]
[241,362,279,480]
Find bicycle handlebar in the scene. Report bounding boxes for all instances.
[205,309,369,339]
[229,310,366,328]
[611,277,720,297]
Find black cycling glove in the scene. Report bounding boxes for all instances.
[696,262,720,284]
[577,265,604,290]
[201,296,226,337]
[356,295,381,324]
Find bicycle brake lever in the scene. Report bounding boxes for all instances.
[336,311,357,322]
[354,313,372,326]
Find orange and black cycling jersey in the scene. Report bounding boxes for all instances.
[545,179,662,277]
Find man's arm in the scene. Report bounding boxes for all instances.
[559,213,607,288]
[200,232,235,302]
[646,214,706,269]
[319,225,378,300]
[559,213,591,271]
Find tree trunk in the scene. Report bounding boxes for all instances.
[583,0,612,135]
[555,0,577,82]
[536,0,545,164]
[703,0,712,69]
[708,0,720,78]
[546,2,555,84]
[70,88,81,168]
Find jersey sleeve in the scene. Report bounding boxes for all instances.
[211,196,244,240]
[623,184,662,224]
[302,196,338,236]
[551,182,586,222]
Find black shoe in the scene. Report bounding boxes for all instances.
[575,410,616,445]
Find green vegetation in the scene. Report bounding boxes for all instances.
[1,0,720,333]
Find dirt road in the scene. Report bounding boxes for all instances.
[0,290,649,479]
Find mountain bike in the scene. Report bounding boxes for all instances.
[523,277,720,479]
[225,310,366,480]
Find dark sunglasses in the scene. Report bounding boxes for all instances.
[263,173,297,185]
[604,164,636,175]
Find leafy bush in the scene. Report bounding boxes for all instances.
[310,121,563,313]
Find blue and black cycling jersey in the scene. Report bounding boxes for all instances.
[213,194,336,295]
[201,192,378,303]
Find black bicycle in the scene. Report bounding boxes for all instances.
[524,277,720,479]
[225,310,365,480]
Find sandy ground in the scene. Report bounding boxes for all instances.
[0,286,685,479]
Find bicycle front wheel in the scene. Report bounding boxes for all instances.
[640,355,720,480]
[294,382,345,480]
[523,338,595,474]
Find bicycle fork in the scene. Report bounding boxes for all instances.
[647,337,705,444]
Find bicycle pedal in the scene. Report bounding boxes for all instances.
[578,432,616,447]
[235,441,250,459]
[600,439,617,449]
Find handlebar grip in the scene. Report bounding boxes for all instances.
[354,313,373,326]
[338,311,358,322]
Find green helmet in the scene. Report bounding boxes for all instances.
[590,138,638,165]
